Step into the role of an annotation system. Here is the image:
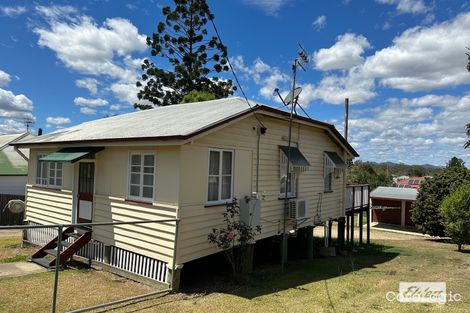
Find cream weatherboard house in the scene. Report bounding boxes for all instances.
[13,97,358,287]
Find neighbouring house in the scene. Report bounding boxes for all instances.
[0,132,33,226]
[12,97,358,287]
[395,176,426,189]
[371,186,417,227]
[0,132,31,196]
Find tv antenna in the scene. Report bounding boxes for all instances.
[24,118,35,132]
[275,44,309,272]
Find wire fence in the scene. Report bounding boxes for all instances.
[0,218,180,313]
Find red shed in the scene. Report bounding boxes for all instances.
[371,187,417,227]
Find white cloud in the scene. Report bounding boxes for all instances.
[313,33,371,71]
[312,15,327,31]
[35,5,78,21]
[0,70,11,87]
[241,0,291,16]
[233,56,289,101]
[375,0,428,14]
[109,104,122,110]
[74,97,108,107]
[34,16,146,80]
[80,107,97,115]
[0,6,27,17]
[0,85,35,134]
[308,70,376,104]
[361,12,470,92]
[0,119,27,134]
[34,6,148,106]
[46,116,71,125]
[75,78,99,94]
[349,93,470,164]
[0,88,33,112]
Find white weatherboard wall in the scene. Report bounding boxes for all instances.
[177,115,346,264]
[25,149,74,225]
[24,146,180,266]
[86,146,179,266]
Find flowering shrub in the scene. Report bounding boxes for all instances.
[208,198,261,279]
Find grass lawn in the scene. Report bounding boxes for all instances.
[0,230,469,312]
[106,229,470,313]
[0,236,156,312]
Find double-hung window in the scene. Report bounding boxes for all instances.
[129,153,155,201]
[324,154,334,192]
[323,151,347,192]
[208,149,233,203]
[36,154,63,188]
[279,149,297,198]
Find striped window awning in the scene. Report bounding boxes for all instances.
[39,147,104,163]
[324,151,347,168]
[280,146,310,174]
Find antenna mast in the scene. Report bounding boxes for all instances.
[281,44,309,272]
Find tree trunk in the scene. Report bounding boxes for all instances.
[458,243,462,252]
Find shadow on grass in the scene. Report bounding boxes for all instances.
[179,238,400,299]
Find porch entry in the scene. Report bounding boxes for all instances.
[77,162,95,223]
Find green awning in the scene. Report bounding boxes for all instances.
[280,146,310,167]
[40,147,104,163]
[325,151,347,168]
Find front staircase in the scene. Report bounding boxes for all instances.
[31,226,92,269]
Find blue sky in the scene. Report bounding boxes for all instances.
[0,0,470,165]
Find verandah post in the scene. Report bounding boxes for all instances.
[359,186,364,245]
[367,185,371,245]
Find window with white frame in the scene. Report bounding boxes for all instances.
[324,154,335,192]
[36,154,63,188]
[279,150,297,198]
[208,149,233,202]
[128,153,155,201]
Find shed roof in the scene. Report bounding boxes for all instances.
[13,97,358,157]
[370,187,418,201]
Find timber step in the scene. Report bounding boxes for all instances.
[31,226,92,269]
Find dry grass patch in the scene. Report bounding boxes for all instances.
[0,267,155,313]
[0,236,36,263]
[106,230,470,313]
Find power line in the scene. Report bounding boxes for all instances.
[209,16,265,128]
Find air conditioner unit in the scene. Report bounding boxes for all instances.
[288,199,308,220]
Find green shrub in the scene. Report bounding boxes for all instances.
[412,157,470,236]
[440,184,470,251]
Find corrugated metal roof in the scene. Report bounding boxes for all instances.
[16,98,254,145]
[370,187,418,201]
[0,133,31,175]
[12,97,358,157]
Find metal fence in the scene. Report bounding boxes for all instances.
[0,218,180,313]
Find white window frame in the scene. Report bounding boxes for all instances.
[207,148,234,204]
[127,152,156,202]
[324,153,335,192]
[279,150,298,198]
[35,153,63,189]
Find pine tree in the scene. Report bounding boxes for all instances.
[135,0,235,109]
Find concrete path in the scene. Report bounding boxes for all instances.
[0,261,45,278]
[0,229,22,238]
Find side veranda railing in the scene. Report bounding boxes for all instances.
[344,184,370,245]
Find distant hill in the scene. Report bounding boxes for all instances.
[353,161,442,178]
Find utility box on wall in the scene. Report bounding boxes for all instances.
[240,194,261,227]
